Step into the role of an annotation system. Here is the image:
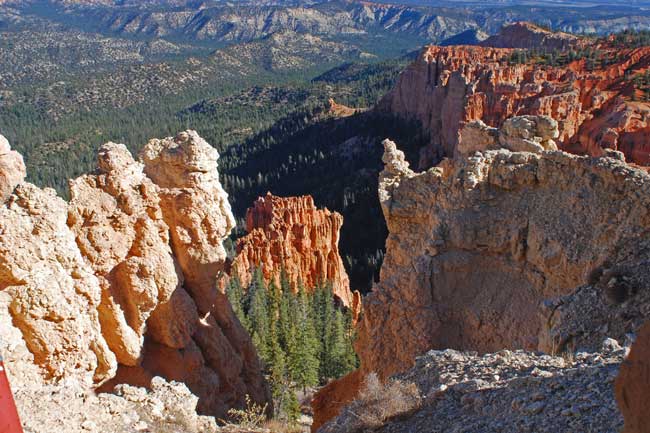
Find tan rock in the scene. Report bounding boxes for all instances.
[0,134,26,202]
[140,130,235,311]
[314,127,650,427]
[0,183,116,384]
[499,115,559,153]
[1,131,269,422]
[457,120,499,156]
[69,142,191,366]
[137,130,268,416]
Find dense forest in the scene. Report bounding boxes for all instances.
[0,54,422,291]
[226,270,358,423]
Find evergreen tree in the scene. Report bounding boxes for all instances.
[288,282,320,391]
[226,273,249,330]
[248,267,271,362]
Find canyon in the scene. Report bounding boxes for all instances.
[380,24,650,167]
[4,14,650,433]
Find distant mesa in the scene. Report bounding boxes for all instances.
[480,21,583,51]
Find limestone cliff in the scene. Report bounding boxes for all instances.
[312,117,650,430]
[380,25,650,167]
[0,131,268,425]
[228,193,354,306]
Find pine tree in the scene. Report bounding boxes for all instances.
[226,273,248,330]
[288,283,320,391]
[248,267,270,362]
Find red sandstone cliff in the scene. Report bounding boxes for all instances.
[380,24,650,167]
[228,193,355,307]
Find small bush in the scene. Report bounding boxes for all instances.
[345,373,421,431]
[226,395,268,429]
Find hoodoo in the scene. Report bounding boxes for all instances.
[228,193,355,306]
[0,131,268,431]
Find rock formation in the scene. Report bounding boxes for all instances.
[379,25,650,167]
[616,322,650,433]
[0,182,116,385]
[0,131,269,427]
[0,134,26,202]
[228,193,354,306]
[327,98,358,118]
[480,22,582,51]
[313,117,650,429]
[322,344,626,433]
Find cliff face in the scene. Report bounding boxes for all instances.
[0,131,268,422]
[365,131,650,379]
[228,193,354,306]
[380,26,650,167]
[312,117,650,430]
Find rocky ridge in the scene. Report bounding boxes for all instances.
[312,115,650,430]
[479,21,583,51]
[227,193,356,307]
[0,131,268,430]
[380,24,650,167]
[321,343,627,433]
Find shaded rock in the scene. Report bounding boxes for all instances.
[314,126,650,426]
[616,321,650,433]
[321,348,624,433]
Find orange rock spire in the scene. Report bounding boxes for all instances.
[229,193,355,307]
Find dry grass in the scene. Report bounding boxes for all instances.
[345,373,422,431]
[262,419,304,433]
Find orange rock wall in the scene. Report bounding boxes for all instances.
[229,193,354,306]
[380,44,650,167]
[0,131,269,419]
